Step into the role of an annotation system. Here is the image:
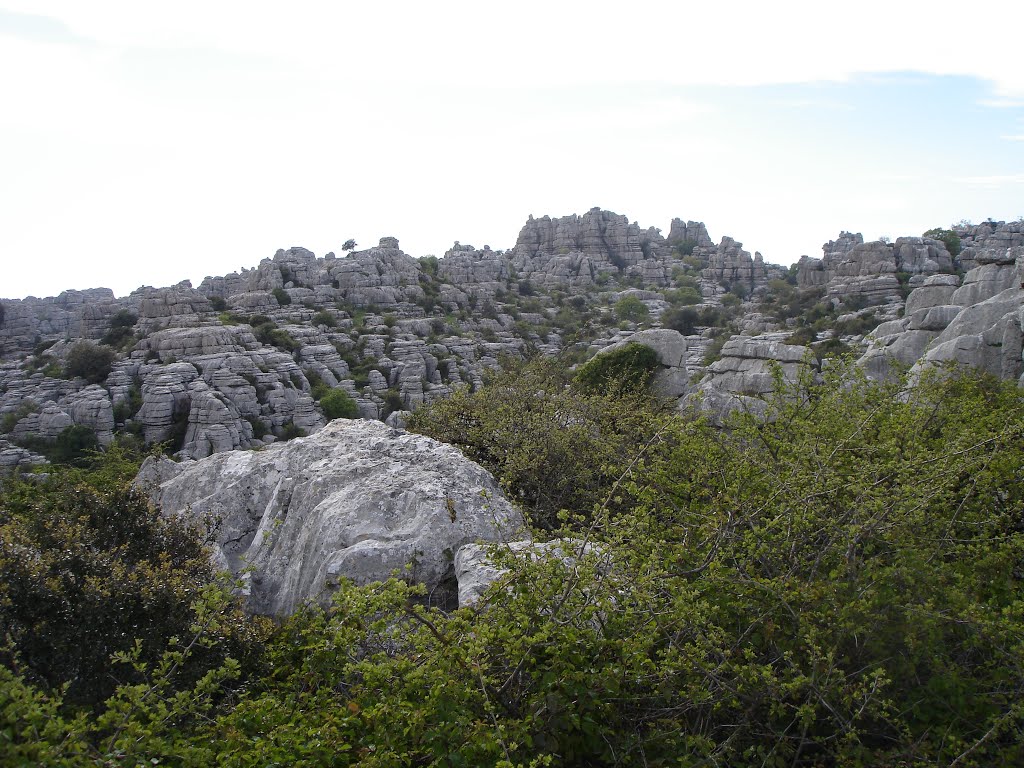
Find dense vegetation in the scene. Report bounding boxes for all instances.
[2,360,1023,766]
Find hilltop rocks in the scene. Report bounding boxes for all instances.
[797,232,953,306]
[698,237,767,293]
[667,219,714,248]
[860,247,1024,382]
[139,420,524,615]
[509,208,671,290]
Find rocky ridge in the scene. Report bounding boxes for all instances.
[2,214,1023,469]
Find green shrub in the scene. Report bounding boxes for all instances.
[382,389,404,418]
[0,449,265,706]
[320,389,359,420]
[51,425,99,465]
[1,402,40,434]
[280,422,305,440]
[246,415,268,439]
[923,227,962,257]
[65,342,115,384]
[209,295,228,311]
[574,342,660,394]
[673,238,698,256]
[272,287,292,306]
[664,286,702,306]
[613,295,649,324]
[409,354,663,530]
[662,306,701,335]
[312,311,337,328]
[100,314,137,349]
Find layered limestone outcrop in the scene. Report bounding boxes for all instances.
[797,232,954,306]
[4,210,1023,466]
[686,336,818,422]
[859,247,1024,382]
[138,420,524,615]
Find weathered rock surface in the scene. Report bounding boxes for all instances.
[455,539,604,607]
[860,247,1024,382]
[138,420,524,615]
[0,439,47,474]
[686,336,818,422]
[5,210,1024,465]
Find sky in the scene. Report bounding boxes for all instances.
[2,1,1023,300]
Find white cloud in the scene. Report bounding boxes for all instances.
[3,1,1024,94]
[957,174,1024,186]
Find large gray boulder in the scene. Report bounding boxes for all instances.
[138,420,524,615]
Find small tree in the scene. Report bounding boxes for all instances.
[320,389,359,420]
[65,342,115,384]
[342,239,357,251]
[923,227,962,256]
[614,295,649,324]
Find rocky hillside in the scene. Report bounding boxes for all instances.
[2,210,1023,471]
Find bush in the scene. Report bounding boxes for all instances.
[280,422,305,440]
[65,341,115,384]
[312,311,337,328]
[100,309,138,349]
[664,286,702,306]
[574,342,660,394]
[209,295,228,311]
[613,295,649,324]
[320,389,359,420]
[271,287,292,306]
[382,389,405,418]
[51,425,99,465]
[924,227,962,257]
[409,354,664,530]
[673,238,698,256]
[662,306,701,335]
[0,449,264,706]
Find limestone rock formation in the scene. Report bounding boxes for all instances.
[0,439,47,475]
[860,247,1024,382]
[698,237,767,293]
[687,336,818,422]
[138,420,524,615]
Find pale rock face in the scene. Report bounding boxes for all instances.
[861,246,1024,381]
[137,363,199,443]
[182,382,249,459]
[139,326,252,362]
[698,237,767,291]
[455,539,608,608]
[799,232,953,305]
[65,385,115,446]
[138,420,524,615]
[0,438,47,474]
[667,219,714,248]
[129,283,213,332]
[686,336,818,423]
[904,274,960,315]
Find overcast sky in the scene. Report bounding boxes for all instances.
[2,1,1023,300]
